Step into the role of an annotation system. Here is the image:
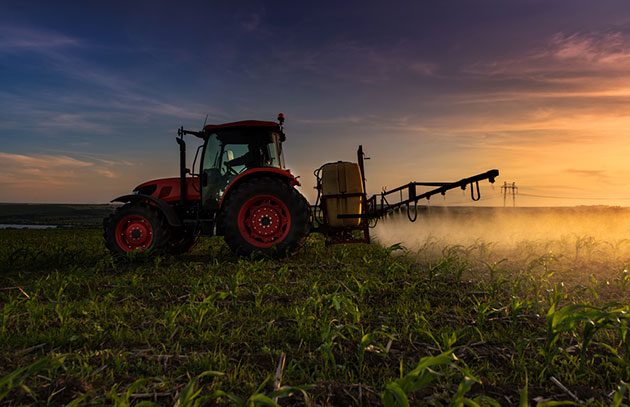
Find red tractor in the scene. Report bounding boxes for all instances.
[104,114,499,257]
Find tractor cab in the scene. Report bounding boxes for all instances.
[199,120,286,209]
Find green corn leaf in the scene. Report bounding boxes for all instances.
[381,382,409,407]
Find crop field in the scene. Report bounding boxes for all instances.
[0,204,114,227]
[1,207,630,406]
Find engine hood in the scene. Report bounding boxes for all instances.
[133,177,200,202]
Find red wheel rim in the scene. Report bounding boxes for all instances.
[114,215,154,252]
[237,195,291,248]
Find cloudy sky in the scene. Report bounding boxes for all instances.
[2,0,630,206]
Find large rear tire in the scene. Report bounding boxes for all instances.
[103,202,171,258]
[221,177,309,257]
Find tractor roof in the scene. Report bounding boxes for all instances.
[203,120,280,133]
[202,120,285,143]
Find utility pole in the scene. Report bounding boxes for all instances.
[501,181,518,207]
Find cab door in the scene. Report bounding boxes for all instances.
[200,133,227,210]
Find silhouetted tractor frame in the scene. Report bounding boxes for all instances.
[104,114,499,258]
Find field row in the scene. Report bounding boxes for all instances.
[1,229,629,405]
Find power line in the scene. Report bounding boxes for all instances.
[518,193,630,200]
[424,192,502,206]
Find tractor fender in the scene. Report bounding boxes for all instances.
[111,194,182,227]
[218,168,300,210]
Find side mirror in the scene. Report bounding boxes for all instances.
[226,150,234,161]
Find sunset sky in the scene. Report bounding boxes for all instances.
[2,1,630,206]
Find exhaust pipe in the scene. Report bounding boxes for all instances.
[176,130,187,205]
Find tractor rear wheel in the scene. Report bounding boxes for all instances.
[221,177,309,257]
[103,202,171,258]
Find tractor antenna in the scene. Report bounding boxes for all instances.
[202,114,208,129]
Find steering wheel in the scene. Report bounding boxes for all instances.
[224,162,247,176]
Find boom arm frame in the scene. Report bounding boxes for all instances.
[314,145,499,244]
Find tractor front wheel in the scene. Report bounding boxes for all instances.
[103,202,171,258]
[221,177,309,257]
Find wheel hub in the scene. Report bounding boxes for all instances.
[238,195,291,248]
[249,206,281,236]
[114,215,154,252]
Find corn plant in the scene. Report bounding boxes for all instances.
[381,350,454,406]
[545,302,630,372]
[0,357,62,402]
[107,378,159,407]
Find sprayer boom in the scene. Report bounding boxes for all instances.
[312,145,499,244]
[350,169,500,220]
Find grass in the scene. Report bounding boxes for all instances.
[0,228,629,406]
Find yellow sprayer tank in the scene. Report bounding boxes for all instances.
[320,161,364,227]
